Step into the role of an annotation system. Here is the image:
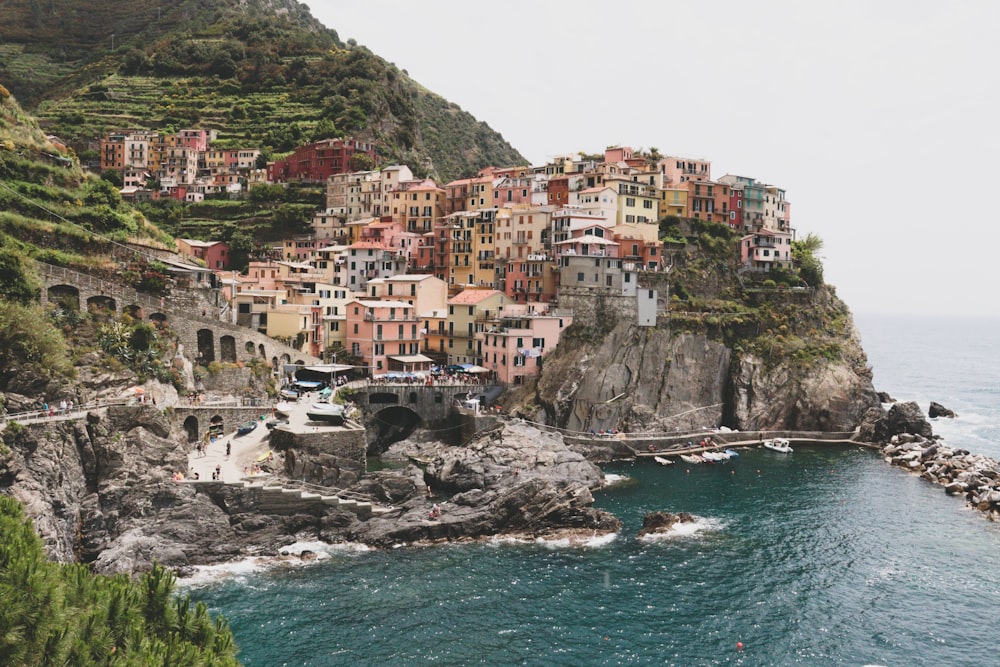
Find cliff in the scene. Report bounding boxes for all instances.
[521,233,880,439]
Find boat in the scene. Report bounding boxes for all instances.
[306,403,346,425]
[763,438,793,453]
[680,454,704,464]
[273,402,294,417]
[702,451,727,462]
[724,449,740,459]
[653,456,674,466]
[236,420,257,435]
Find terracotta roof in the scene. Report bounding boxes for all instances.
[448,289,503,305]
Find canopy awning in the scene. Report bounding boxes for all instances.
[389,354,434,364]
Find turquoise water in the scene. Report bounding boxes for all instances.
[190,315,1000,666]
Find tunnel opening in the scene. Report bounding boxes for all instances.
[368,405,423,454]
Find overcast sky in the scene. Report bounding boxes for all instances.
[311,0,1000,318]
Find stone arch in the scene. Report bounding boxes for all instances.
[271,356,279,370]
[149,312,168,327]
[47,284,79,310]
[197,329,215,363]
[280,353,291,366]
[259,344,266,358]
[86,294,117,313]
[183,415,199,442]
[369,405,423,453]
[220,335,237,363]
[209,414,225,439]
[124,304,143,320]
[369,392,400,405]
[245,341,256,355]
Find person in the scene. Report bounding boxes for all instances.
[225,441,231,457]
[215,464,221,480]
[196,442,203,457]
[425,484,432,499]
[193,472,200,480]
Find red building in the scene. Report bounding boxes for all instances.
[268,138,377,183]
[729,187,744,230]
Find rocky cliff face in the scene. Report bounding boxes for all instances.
[527,286,879,437]
[1,407,619,572]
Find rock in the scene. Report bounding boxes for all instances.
[877,391,896,403]
[637,511,697,537]
[928,401,957,419]
[944,482,968,495]
[883,401,934,440]
[299,550,317,561]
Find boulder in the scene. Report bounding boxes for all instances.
[637,511,697,537]
[883,401,934,440]
[928,401,957,419]
[877,391,896,404]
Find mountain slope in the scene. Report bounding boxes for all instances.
[0,0,526,181]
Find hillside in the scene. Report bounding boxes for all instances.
[0,0,526,181]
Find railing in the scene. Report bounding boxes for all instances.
[1,399,130,426]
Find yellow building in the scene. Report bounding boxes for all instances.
[660,187,688,219]
[446,288,507,365]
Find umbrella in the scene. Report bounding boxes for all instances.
[465,365,490,373]
[132,387,145,394]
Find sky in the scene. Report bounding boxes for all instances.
[310,0,1000,318]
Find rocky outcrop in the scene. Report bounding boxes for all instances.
[347,421,620,546]
[2,408,620,571]
[929,401,957,419]
[637,511,697,537]
[529,289,879,439]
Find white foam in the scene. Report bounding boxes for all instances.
[177,541,370,588]
[487,531,619,549]
[637,516,725,542]
[603,473,629,486]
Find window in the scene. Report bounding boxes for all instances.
[577,272,585,282]
[353,323,358,334]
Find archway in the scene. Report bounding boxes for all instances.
[220,335,237,362]
[369,392,400,406]
[149,312,168,327]
[280,353,291,366]
[209,415,225,439]
[197,329,215,363]
[245,341,256,355]
[368,405,423,453]
[272,356,279,370]
[124,304,143,320]
[259,344,266,358]
[86,295,117,312]
[183,415,199,442]
[47,284,79,311]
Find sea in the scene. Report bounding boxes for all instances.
[186,314,1000,666]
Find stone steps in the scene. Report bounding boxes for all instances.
[223,478,385,519]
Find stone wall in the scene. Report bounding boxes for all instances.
[269,426,367,488]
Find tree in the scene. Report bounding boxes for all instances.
[792,232,825,287]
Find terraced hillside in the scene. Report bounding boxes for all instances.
[0,0,526,181]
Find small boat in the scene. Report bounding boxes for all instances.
[680,454,704,464]
[724,449,740,459]
[702,451,727,462]
[273,402,294,417]
[763,438,793,453]
[236,421,257,435]
[306,403,346,425]
[653,456,674,466]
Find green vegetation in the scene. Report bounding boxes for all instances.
[97,314,183,388]
[0,0,526,182]
[0,495,241,666]
[792,233,825,287]
[0,300,75,390]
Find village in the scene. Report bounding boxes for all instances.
[98,131,795,384]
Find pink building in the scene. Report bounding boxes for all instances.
[504,255,558,304]
[740,229,794,271]
[345,299,427,375]
[176,239,230,270]
[478,305,573,385]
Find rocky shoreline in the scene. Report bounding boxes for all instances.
[862,400,1000,522]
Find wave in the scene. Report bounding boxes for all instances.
[636,516,726,542]
[177,541,370,588]
[487,530,619,549]
[602,473,630,487]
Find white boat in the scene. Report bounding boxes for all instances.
[306,403,346,425]
[763,438,793,453]
[653,456,674,466]
[680,454,704,464]
[702,451,727,462]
